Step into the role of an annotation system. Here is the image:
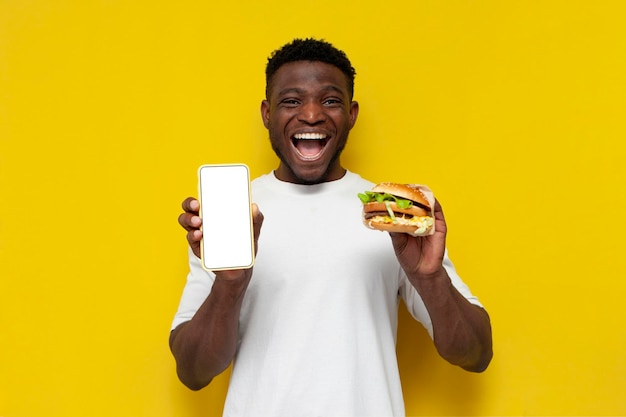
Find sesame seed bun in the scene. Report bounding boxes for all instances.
[371,183,430,209]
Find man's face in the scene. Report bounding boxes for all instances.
[261,61,359,184]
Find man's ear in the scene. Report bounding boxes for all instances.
[349,101,359,129]
[260,100,270,129]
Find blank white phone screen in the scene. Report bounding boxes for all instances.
[198,164,254,271]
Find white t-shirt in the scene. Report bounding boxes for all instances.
[172,171,482,417]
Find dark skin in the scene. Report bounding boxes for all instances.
[170,61,492,390]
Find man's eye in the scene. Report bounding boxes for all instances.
[323,98,342,106]
[281,99,300,106]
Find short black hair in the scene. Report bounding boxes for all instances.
[265,38,356,99]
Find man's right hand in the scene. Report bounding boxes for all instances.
[178,197,203,258]
[178,197,264,261]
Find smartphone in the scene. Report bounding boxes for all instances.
[198,164,255,271]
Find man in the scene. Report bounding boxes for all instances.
[170,38,492,416]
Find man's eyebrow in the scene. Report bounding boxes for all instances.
[319,85,345,95]
[277,87,305,96]
[277,85,345,96]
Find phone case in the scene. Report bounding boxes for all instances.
[198,164,255,271]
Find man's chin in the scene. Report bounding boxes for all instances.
[289,169,327,185]
[275,163,330,185]
[296,175,326,185]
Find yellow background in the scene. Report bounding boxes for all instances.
[1,1,625,416]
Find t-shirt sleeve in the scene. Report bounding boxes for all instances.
[399,249,483,339]
[171,248,216,330]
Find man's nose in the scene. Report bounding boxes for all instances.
[298,102,326,124]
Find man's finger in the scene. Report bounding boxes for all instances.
[178,212,202,231]
[186,233,202,258]
[181,197,199,214]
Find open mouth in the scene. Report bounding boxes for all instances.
[292,132,329,159]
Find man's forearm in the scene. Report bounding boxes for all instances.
[169,276,250,390]
[410,269,493,372]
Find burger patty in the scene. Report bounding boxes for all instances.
[364,211,415,220]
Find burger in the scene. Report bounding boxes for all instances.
[358,182,435,236]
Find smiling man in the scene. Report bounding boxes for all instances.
[170,38,492,417]
[262,58,358,184]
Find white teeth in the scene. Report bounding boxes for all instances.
[294,133,327,140]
